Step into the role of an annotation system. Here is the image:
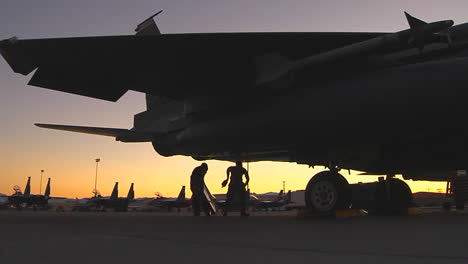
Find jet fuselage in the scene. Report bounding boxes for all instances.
[153,51,468,180]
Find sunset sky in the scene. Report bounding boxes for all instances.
[1,0,464,198]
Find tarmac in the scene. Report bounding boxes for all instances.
[1,210,468,264]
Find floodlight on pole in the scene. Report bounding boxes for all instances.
[283,181,286,199]
[40,169,45,195]
[94,158,101,197]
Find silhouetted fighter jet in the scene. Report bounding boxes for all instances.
[149,186,191,212]
[6,177,51,210]
[4,11,468,213]
[253,190,292,211]
[84,182,135,212]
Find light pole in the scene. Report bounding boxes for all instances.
[282,181,286,199]
[40,169,45,195]
[94,158,101,197]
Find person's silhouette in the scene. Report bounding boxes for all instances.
[190,163,210,216]
[222,161,250,216]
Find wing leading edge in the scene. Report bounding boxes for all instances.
[35,123,159,142]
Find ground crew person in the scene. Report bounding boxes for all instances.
[190,163,210,216]
[222,161,250,216]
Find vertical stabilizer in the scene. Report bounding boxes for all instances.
[44,178,51,198]
[276,190,284,201]
[127,183,135,200]
[24,177,31,197]
[135,10,162,36]
[404,12,427,29]
[111,182,119,200]
[176,186,186,201]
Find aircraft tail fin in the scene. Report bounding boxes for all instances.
[405,12,427,29]
[135,10,162,36]
[44,178,51,198]
[111,182,119,200]
[24,176,31,197]
[286,190,292,203]
[176,186,186,201]
[276,190,284,201]
[127,183,135,200]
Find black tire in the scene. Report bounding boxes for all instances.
[305,171,351,214]
[375,178,413,212]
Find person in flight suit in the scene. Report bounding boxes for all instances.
[190,162,210,216]
[222,161,250,216]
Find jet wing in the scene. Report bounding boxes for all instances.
[0,32,385,101]
[35,123,158,142]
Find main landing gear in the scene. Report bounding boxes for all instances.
[305,171,351,213]
[304,170,413,215]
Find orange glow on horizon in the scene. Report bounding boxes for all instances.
[0,142,448,198]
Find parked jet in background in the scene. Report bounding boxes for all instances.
[0,193,8,209]
[6,177,51,210]
[254,190,292,211]
[4,11,468,214]
[149,186,191,212]
[73,182,135,212]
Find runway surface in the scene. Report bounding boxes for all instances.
[1,211,468,264]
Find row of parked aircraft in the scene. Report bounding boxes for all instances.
[0,177,292,213]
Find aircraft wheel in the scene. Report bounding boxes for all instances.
[305,171,351,214]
